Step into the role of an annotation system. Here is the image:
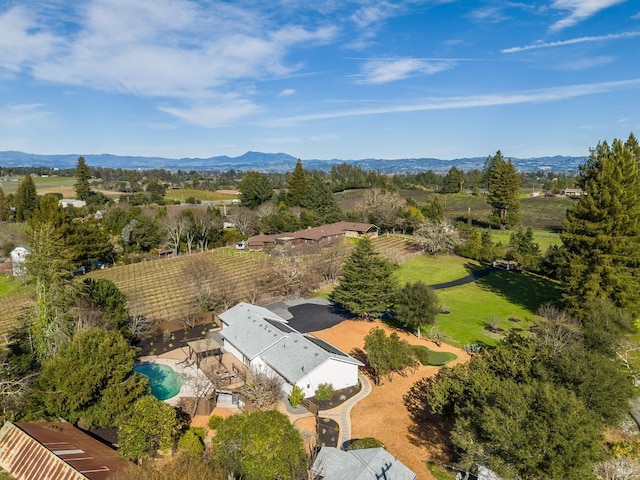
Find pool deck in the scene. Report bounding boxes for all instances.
[137,349,215,407]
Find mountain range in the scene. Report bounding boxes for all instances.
[0,150,586,174]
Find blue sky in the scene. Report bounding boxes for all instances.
[0,0,639,161]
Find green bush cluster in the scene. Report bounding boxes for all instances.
[347,437,385,450]
[207,415,224,430]
[288,385,304,408]
[314,383,334,401]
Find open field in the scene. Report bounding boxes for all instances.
[489,229,561,251]
[0,176,76,198]
[163,189,237,203]
[393,253,562,347]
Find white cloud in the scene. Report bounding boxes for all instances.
[354,58,455,85]
[267,78,640,125]
[0,0,338,111]
[550,0,626,31]
[502,31,640,52]
[278,89,296,97]
[0,103,51,128]
[0,6,60,73]
[159,98,263,127]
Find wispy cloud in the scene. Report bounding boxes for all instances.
[0,103,51,128]
[550,0,626,31]
[502,31,640,53]
[267,79,640,126]
[159,98,263,128]
[354,58,456,84]
[278,89,296,97]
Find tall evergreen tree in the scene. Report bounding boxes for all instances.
[300,171,340,222]
[15,174,37,222]
[561,135,640,316]
[0,186,11,221]
[487,154,520,229]
[286,159,308,207]
[238,171,273,209]
[74,156,92,201]
[329,236,395,319]
[442,166,464,194]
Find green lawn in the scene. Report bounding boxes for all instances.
[411,345,457,366]
[394,254,484,286]
[0,276,29,297]
[489,229,561,251]
[395,254,562,347]
[0,175,75,194]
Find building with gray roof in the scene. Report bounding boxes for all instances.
[311,447,416,480]
[219,302,362,397]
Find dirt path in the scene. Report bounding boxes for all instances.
[312,320,470,480]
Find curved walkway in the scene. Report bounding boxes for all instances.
[318,373,372,449]
[429,266,497,290]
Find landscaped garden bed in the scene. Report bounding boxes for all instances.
[310,382,362,411]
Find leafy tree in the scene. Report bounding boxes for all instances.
[118,395,180,461]
[394,281,440,338]
[74,156,92,201]
[300,171,341,222]
[577,297,635,356]
[26,198,79,359]
[177,427,206,457]
[561,136,640,316]
[421,195,444,222]
[210,410,307,480]
[507,226,540,270]
[442,166,464,194]
[15,174,37,222]
[329,236,395,319]
[145,179,166,204]
[364,327,416,383]
[34,329,148,428]
[238,171,273,208]
[286,159,308,207]
[486,153,520,228]
[81,278,130,332]
[0,186,11,221]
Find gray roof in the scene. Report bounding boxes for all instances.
[218,302,287,327]
[311,447,416,480]
[219,303,362,384]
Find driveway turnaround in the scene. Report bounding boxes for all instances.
[263,298,353,334]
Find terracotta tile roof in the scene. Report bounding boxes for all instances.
[0,421,130,480]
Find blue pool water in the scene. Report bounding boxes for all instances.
[134,363,185,400]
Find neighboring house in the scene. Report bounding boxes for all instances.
[247,221,379,251]
[561,188,586,198]
[10,246,29,276]
[59,199,87,208]
[310,447,416,480]
[0,421,130,480]
[219,302,363,397]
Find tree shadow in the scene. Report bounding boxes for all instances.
[471,269,562,314]
[403,378,455,465]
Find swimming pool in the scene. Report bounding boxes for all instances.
[134,363,186,401]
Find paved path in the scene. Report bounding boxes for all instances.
[318,373,372,449]
[429,266,498,290]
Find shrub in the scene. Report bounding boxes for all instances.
[314,383,334,401]
[177,427,205,457]
[411,345,431,365]
[347,437,385,450]
[207,415,224,430]
[289,385,304,408]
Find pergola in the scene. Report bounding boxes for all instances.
[186,337,223,368]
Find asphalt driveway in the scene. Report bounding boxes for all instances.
[263,298,353,333]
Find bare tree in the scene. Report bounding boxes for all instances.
[127,293,153,340]
[267,245,316,297]
[594,458,640,480]
[616,339,640,386]
[161,210,187,255]
[0,357,37,421]
[535,303,582,355]
[319,244,347,283]
[241,366,284,410]
[358,188,404,233]
[231,207,260,237]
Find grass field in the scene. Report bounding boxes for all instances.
[393,253,562,347]
[0,176,76,198]
[489,229,561,251]
[164,189,237,202]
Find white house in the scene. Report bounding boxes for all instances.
[10,247,29,276]
[59,199,86,208]
[218,302,363,398]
